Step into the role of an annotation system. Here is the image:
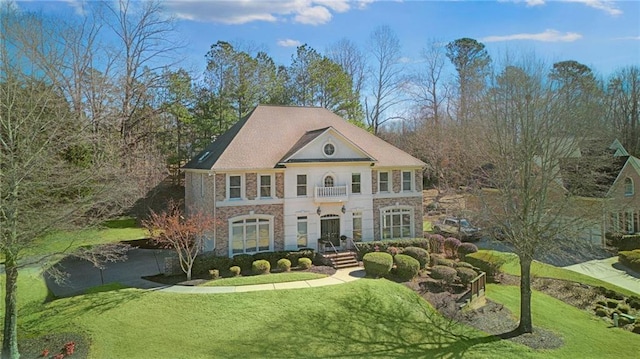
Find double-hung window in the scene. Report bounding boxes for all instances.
[351,173,361,194]
[259,175,272,198]
[379,171,389,192]
[297,216,308,248]
[402,171,412,192]
[228,175,242,199]
[297,174,307,196]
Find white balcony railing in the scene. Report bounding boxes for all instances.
[314,185,348,202]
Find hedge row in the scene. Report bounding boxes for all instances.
[606,233,640,251]
[619,249,640,272]
[355,238,429,260]
[192,249,315,275]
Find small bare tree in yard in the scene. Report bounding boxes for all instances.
[472,57,606,335]
[143,202,217,280]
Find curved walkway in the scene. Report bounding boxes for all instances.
[564,257,640,295]
[154,267,366,294]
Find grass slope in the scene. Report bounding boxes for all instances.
[487,284,639,358]
[200,272,327,287]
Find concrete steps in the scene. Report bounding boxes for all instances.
[323,251,360,269]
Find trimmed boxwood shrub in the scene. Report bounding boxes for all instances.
[229,266,241,276]
[428,234,445,254]
[192,253,232,275]
[252,260,271,275]
[355,238,429,260]
[402,247,429,269]
[618,235,640,251]
[444,237,461,258]
[617,304,631,314]
[633,324,640,334]
[456,267,478,286]
[595,306,609,317]
[433,256,455,267]
[619,249,640,272]
[363,252,393,278]
[253,251,290,267]
[277,258,292,272]
[465,252,507,280]
[454,261,474,269]
[232,254,254,271]
[430,265,457,285]
[287,249,315,267]
[606,299,619,309]
[394,254,420,280]
[386,246,403,256]
[457,243,479,258]
[430,253,443,267]
[298,257,312,270]
[627,296,640,310]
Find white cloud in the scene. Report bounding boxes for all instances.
[526,0,546,6]
[61,0,87,16]
[563,0,622,16]
[614,36,640,41]
[164,0,369,25]
[277,38,302,47]
[482,29,583,43]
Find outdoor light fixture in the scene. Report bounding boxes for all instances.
[341,205,346,214]
[317,206,321,215]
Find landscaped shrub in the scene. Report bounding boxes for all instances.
[428,234,445,254]
[277,258,292,272]
[208,269,220,279]
[456,267,478,286]
[595,307,609,317]
[633,324,640,334]
[192,253,232,275]
[619,250,640,272]
[363,252,393,278]
[606,299,619,309]
[618,315,633,326]
[618,235,640,251]
[402,246,429,269]
[254,251,290,267]
[252,260,271,275]
[430,265,457,286]
[443,237,461,258]
[457,242,478,258]
[232,254,254,271]
[355,238,429,260]
[287,249,315,267]
[298,257,312,269]
[429,253,443,267]
[598,286,625,300]
[229,266,241,276]
[433,256,455,267]
[618,304,631,314]
[454,261,474,269]
[386,246,403,256]
[627,296,640,310]
[394,254,420,280]
[465,252,507,280]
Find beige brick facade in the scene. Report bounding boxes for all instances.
[246,173,257,200]
[372,196,424,240]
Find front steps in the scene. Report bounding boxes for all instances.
[322,251,360,269]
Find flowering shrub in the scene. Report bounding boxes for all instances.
[277,258,292,272]
[457,243,478,258]
[443,237,461,258]
[298,257,312,269]
[428,234,445,254]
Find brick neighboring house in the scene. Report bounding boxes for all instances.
[182,105,425,257]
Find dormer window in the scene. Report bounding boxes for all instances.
[323,143,335,157]
[624,177,634,196]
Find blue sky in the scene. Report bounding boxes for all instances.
[14,0,640,78]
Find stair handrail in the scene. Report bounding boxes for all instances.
[346,237,360,253]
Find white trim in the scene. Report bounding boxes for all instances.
[296,173,308,197]
[401,170,413,192]
[323,141,336,158]
[351,172,362,194]
[379,205,414,239]
[226,174,245,200]
[258,173,275,199]
[378,171,390,193]
[228,214,274,257]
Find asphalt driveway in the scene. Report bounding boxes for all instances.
[564,257,640,295]
[45,248,174,297]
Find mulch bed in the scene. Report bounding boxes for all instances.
[18,332,89,359]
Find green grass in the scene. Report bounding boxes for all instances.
[20,218,146,259]
[487,284,639,359]
[423,220,433,232]
[200,272,327,287]
[470,250,638,297]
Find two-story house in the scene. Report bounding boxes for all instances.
[182,105,425,258]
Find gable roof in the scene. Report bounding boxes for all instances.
[183,105,425,171]
[278,126,376,164]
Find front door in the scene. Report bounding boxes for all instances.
[320,215,341,248]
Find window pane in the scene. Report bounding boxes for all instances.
[297,175,307,196]
[324,176,334,187]
[352,173,361,194]
[352,215,362,241]
[230,176,240,186]
[246,225,257,252]
[402,171,412,191]
[229,175,241,199]
[379,172,388,192]
[232,226,244,254]
[229,187,241,199]
[297,219,308,248]
[258,224,270,251]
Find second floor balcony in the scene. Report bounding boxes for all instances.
[315,185,348,202]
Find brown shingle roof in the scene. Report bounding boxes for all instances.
[183,105,425,171]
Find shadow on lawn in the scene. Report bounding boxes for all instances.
[220,283,513,358]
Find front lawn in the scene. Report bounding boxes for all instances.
[200,272,327,287]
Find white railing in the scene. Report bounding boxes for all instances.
[315,186,348,201]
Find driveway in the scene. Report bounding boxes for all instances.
[564,257,640,295]
[45,248,174,297]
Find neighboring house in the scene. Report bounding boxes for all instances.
[182,105,425,257]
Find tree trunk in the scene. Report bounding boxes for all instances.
[2,257,20,359]
[517,255,533,334]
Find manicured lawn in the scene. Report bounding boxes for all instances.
[423,220,433,232]
[200,272,327,287]
[487,284,639,359]
[469,250,637,297]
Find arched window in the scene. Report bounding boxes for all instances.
[324,175,335,187]
[624,177,634,196]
